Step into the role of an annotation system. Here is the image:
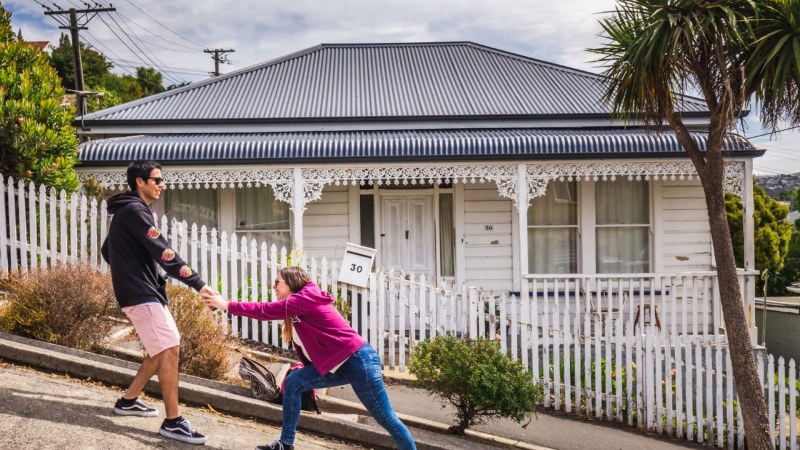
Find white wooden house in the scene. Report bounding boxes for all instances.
[7,43,789,446]
[75,42,761,301]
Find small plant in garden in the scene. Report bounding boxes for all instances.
[409,335,543,435]
[0,265,116,350]
[167,285,231,380]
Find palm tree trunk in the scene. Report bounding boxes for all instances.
[700,157,772,449]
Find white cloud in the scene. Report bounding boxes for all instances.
[4,0,616,80]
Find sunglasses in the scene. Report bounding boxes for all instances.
[273,279,284,288]
[147,176,165,185]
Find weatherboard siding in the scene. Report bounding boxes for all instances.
[659,180,713,271]
[463,182,514,292]
[303,185,351,262]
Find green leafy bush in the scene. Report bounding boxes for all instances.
[0,265,116,350]
[409,335,543,434]
[166,285,231,380]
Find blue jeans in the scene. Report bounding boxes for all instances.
[279,343,416,449]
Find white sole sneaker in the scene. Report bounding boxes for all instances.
[113,406,158,417]
[159,428,208,445]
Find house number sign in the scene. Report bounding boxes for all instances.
[338,243,377,288]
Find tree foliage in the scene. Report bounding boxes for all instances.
[409,335,543,435]
[782,188,800,290]
[48,34,112,91]
[0,4,78,191]
[726,185,792,295]
[47,33,166,108]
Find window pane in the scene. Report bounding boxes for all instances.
[596,179,649,224]
[162,188,218,230]
[528,228,577,273]
[596,227,650,273]
[528,181,577,226]
[360,194,375,249]
[439,193,455,277]
[235,186,290,231]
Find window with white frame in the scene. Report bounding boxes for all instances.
[162,188,219,230]
[528,181,578,273]
[235,186,291,250]
[595,179,650,273]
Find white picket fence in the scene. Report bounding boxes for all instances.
[0,175,796,449]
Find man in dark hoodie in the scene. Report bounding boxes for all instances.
[101,160,215,445]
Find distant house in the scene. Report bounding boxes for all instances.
[75,42,762,294]
[24,40,50,53]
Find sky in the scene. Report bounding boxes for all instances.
[3,0,798,175]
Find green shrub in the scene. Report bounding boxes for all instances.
[166,285,231,380]
[409,335,544,434]
[0,265,115,350]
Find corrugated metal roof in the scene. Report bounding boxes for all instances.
[80,42,708,122]
[78,129,758,164]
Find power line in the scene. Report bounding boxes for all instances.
[106,11,185,85]
[96,13,183,86]
[83,32,208,77]
[78,36,170,90]
[122,0,210,49]
[111,9,203,52]
[746,125,800,140]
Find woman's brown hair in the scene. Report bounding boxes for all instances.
[280,266,309,342]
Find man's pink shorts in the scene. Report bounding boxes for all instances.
[122,303,181,357]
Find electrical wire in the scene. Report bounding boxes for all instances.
[96,13,184,86]
[747,125,800,140]
[109,9,203,52]
[84,32,208,77]
[121,0,211,49]
[106,11,185,85]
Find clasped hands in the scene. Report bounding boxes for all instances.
[199,285,228,312]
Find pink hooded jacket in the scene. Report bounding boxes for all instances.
[227,281,366,375]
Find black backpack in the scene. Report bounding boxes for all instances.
[238,356,280,402]
[239,357,320,414]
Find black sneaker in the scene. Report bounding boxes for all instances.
[159,417,207,445]
[255,441,294,450]
[112,397,158,417]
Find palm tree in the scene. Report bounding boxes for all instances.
[591,1,800,448]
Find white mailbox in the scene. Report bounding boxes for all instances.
[338,243,377,288]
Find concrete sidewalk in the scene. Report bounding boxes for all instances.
[0,332,526,450]
[0,332,702,450]
[0,360,363,450]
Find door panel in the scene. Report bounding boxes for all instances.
[408,196,434,273]
[381,197,406,270]
[380,195,435,280]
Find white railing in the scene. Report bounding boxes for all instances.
[0,175,791,449]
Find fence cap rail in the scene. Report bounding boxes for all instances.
[523,270,759,280]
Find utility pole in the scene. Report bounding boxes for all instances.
[43,5,115,117]
[204,48,235,77]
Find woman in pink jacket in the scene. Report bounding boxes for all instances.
[203,266,416,450]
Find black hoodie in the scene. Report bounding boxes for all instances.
[101,191,206,307]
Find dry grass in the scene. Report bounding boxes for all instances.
[167,285,231,380]
[0,265,116,350]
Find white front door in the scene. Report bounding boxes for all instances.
[380,195,435,280]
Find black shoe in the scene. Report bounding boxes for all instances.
[159,417,208,445]
[255,441,294,450]
[113,397,158,417]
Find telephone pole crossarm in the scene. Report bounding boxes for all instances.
[42,6,116,118]
[204,48,235,77]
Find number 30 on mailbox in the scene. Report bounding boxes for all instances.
[337,243,377,288]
